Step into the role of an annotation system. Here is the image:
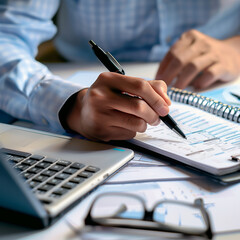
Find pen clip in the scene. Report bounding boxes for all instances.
[106,52,125,75]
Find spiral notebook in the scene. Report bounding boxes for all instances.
[129,88,240,176]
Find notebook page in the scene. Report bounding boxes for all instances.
[132,102,240,175]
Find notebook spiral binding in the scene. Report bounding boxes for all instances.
[167,87,240,123]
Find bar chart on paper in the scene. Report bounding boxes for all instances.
[131,102,240,175]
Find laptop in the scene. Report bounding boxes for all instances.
[0,123,133,228]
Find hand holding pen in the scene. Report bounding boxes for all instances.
[61,41,185,141]
[89,40,186,139]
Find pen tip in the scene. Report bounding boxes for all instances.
[89,40,96,47]
[173,126,187,139]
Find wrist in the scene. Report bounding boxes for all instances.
[223,36,240,54]
[59,88,88,131]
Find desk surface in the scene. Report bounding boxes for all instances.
[1,62,240,240]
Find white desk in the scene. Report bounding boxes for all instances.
[1,62,240,240]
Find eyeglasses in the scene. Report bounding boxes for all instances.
[84,192,213,239]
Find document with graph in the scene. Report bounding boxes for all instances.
[129,88,240,176]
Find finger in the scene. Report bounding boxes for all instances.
[193,63,225,90]
[156,33,194,81]
[149,80,171,105]
[109,110,149,133]
[78,110,138,141]
[105,92,160,126]
[155,51,172,79]
[174,53,217,89]
[156,32,194,79]
[96,72,170,116]
[160,39,209,86]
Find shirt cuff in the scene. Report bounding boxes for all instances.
[28,75,85,133]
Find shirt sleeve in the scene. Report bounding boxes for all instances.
[0,0,84,132]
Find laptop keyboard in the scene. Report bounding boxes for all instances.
[1,148,100,204]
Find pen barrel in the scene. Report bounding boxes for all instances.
[89,40,124,74]
[160,115,176,129]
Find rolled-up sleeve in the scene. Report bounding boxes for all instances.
[0,0,84,132]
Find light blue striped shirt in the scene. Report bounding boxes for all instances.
[0,0,240,132]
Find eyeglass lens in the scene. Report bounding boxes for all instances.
[90,195,145,219]
[153,202,207,231]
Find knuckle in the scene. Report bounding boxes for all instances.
[200,40,211,52]
[136,119,147,133]
[185,29,198,38]
[96,72,116,85]
[186,62,198,73]
[124,115,146,133]
[98,72,111,80]
[134,79,149,93]
[159,80,168,91]
[152,98,163,110]
[205,69,215,78]
[169,52,184,68]
[88,88,106,104]
[134,100,146,115]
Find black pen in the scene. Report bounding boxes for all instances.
[89,40,187,139]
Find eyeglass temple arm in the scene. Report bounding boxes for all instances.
[194,198,213,239]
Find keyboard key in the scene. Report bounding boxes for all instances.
[29,180,41,188]
[55,173,71,180]
[35,189,47,195]
[21,172,34,179]
[85,166,100,173]
[38,184,54,192]
[57,160,71,166]
[49,164,64,172]
[34,175,48,182]
[78,171,93,178]
[27,167,43,174]
[8,155,25,163]
[70,176,85,183]
[22,159,37,166]
[62,182,77,189]
[14,164,29,172]
[49,193,62,199]
[47,178,62,186]
[35,162,51,169]
[30,155,44,160]
[1,148,31,158]
[43,158,57,164]
[42,169,57,177]
[52,188,68,196]
[71,162,85,169]
[63,167,78,175]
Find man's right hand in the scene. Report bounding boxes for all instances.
[65,72,171,142]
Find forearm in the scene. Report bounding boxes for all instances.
[0,53,84,131]
[0,0,84,132]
